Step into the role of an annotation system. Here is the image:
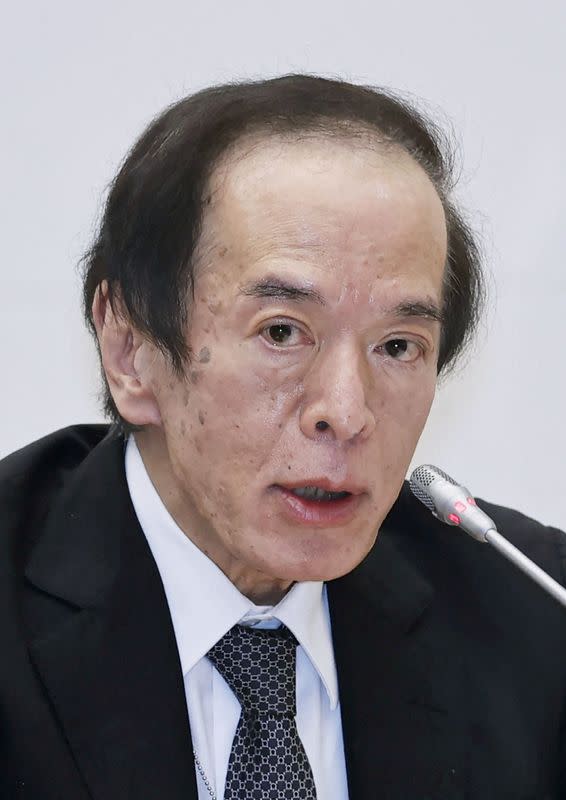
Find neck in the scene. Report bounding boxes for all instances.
[230,575,294,606]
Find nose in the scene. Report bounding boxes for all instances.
[300,341,377,443]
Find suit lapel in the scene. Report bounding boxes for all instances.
[24,429,198,800]
[328,494,470,800]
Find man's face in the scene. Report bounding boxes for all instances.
[138,137,447,591]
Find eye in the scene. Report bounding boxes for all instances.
[379,338,422,362]
[260,321,309,348]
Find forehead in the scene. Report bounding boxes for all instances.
[196,135,447,301]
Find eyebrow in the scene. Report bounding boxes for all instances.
[239,277,326,305]
[392,301,444,324]
[239,277,443,323]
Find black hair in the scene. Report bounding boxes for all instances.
[81,74,484,432]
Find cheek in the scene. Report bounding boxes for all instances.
[202,344,300,427]
[166,359,287,477]
[380,363,436,419]
[376,370,436,460]
[403,376,436,429]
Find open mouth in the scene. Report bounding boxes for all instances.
[288,486,352,502]
[272,483,363,526]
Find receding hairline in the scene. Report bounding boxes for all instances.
[194,123,442,269]
[204,122,419,200]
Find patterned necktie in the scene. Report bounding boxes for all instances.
[207,624,318,799]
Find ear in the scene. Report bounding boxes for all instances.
[92,282,162,427]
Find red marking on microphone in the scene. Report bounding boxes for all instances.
[467,497,476,506]
[454,501,467,513]
[448,513,461,525]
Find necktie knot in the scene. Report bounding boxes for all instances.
[207,624,297,716]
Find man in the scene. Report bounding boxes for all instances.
[1,75,565,799]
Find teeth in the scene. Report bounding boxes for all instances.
[291,486,350,501]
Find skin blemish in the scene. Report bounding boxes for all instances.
[218,246,228,258]
[190,370,201,384]
[198,410,205,425]
[207,300,222,315]
[198,346,211,363]
[180,421,186,436]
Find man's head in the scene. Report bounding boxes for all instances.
[83,75,483,601]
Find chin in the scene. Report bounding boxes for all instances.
[270,539,374,584]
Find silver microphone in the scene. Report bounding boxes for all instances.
[409,464,566,609]
[409,464,495,542]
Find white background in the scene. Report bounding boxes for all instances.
[1,1,565,528]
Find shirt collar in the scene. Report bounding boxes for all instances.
[270,579,338,708]
[125,436,338,709]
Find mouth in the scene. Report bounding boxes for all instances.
[271,481,365,527]
[286,486,352,502]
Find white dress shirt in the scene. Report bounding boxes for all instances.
[125,435,349,800]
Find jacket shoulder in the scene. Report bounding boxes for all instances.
[0,424,111,477]
[392,482,566,595]
[0,425,113,560]
[468,495,565,583]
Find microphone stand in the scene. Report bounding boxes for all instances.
[484,528,566,609]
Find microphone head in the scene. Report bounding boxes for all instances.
[409,464,457,513]
[409,464,496,542]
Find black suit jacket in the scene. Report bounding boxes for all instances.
[1,424,566,799]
